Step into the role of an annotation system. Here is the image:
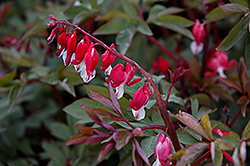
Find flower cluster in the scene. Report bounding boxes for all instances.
[190,19,206,55]
[153,133,172,166]
[204,50,235,78]
[47,22,153,121]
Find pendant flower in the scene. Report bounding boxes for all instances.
[47,26,59,44]
[129,82,152,121]
[99,43,116,75]
[153,133,172,166]
[79,42,99,83]
[204,50,235,78]
[105,63,141,99]
[190,19,206,55]
[71,36,90,71]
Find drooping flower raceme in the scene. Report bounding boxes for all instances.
[204,50,235,78]
[153,133,172,166]
[100,43,116,75]
[190,19,206,55]
[152,56,170,74]
[129,82,152,121]
[105,63,141,99]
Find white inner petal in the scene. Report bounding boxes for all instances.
[104,65,112,75]
[132,106,145,121]
[190,41,203,55]
[217,67,227,78]
[115,84,124,99]
[62,51,68,66]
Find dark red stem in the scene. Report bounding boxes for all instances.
[191,150,211,166]
[140,125,167,131]
[228,108,241,128]
[53,18,181,151]
[164,83,174,106]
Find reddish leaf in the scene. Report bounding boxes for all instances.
[81,105,116,132]
[88,90,118,113]
[98,140,115,161]
[176,142,209,166]
[75,125,95,135]
[218,77,242,93]
[63,134,91,146]
[108,82,122,116]
[237,95,249,117]
[84,134,111,144]
[94,108,124,121]
[133,137,150,166]
[113,130,132,150]
[170,111,210,140]
[132,139,143,166]
[238,57,249,93]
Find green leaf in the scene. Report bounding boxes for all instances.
[63,98,107,122]
[18,139,34,156]
[217,13,250,51]
[245,32,250,68]
[8,83,23,113]
[220,3,249,13]
[211,141,223,166]
[5,56,39,67]
[200,114,213,140]
[151,21,194,39]
[204,6,237,25]
[116,28,136,55]
[147,5,184,22]
[242,119,250,140]
[50,122,72,140]
[230,0,249,7]
[0,70,16,87]
[191,98,199,116]
[113,130,132,150]
[73,10,92,25]
[93,19,127,35]
[122,2,140,18]
[176,142,209,166]
[141,134,158,157]
[64,6,89,19]
[177,131,199,145]
[168,94,185,106]
[195,106,213,121]
[22,19,49,40]
[97,10,132,21]
[222,132,241,148]
[154,15,193,28]
[136,19,153,36]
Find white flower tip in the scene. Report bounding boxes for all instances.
[132,107,145,121]
[104,65,112,75]
[152,159,161,166]
[115,85,124,99]
[217,67,227,78]
[190,41,203,55]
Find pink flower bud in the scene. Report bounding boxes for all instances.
[47,26,59,44]
[49,14,55,20]
[129,82,152,120]
[71,36,89,66]
[25,40,30,53]
[4,37,18,46]
[16,41,23,51]
[152,56,170,74]
[192,19,206,46]
[80,42,99,83]
[47,22,56,27]
[60,25,66,34]
[64,31,77,66]
[153,133,172,166]
[106,63,141,99]
[132,128,144,137]
[100,43,116,75]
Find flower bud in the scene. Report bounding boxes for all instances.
[60,25,66,34]
[49,14,55,20]
[153,133,172,166]
[16,41,23,51]
[132,128,143,137]
[47,22,56,27]
[192,19,206,46]
[47,26,59,44]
